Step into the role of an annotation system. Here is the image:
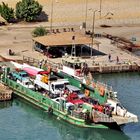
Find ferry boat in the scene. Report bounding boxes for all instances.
[48,56,139,124]
[54,56,118,104]
[0,62,138,130]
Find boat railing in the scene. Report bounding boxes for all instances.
[44,60,63,71]
[23,55,39,66]
[95,81,114,93]
[23,55,62,71]
[96,81,118,100]
[95,81,117,100]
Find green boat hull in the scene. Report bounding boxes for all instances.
[3,77,108,129]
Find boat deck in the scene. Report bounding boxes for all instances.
[112,115,138,125]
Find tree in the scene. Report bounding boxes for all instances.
[0,2,15,23]
[32,26,48,37]
[16,0,42,22]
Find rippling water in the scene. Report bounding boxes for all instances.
[0,72,140,140]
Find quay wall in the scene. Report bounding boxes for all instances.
[23,56,140,74]
[89,64,139,74]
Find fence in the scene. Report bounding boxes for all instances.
[23,55,62,71]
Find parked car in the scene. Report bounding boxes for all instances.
[8,71,29,81]
[52,97,74,110]
[43,48,62,58]
[34,43,46,53]
[65,85,85,98]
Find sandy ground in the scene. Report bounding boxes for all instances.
[0,0,140,65]
[1,0,140,26]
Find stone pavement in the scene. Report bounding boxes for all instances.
[91,38,140,66]
[1,36,140,69]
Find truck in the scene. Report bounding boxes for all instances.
[17,79,34,90]
[8,71,29,81]
[67,92,84,105]
[52,97,74,110]
[34,74,69,98]
[7,70,34,90]
[65,85,85,98]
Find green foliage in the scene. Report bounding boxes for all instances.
[0,2,15,23]
[16,0,42,22]
[32,26,48,37]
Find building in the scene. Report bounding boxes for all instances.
[32,32,100,58]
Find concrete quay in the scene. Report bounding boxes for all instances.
[45,37,140,73]
[87,37,140,73]
[1,35,140,74]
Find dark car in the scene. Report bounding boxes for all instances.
[34,44,45,53]
[48,48,62,58]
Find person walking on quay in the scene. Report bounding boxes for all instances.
[108,54,111,62]
[116,56,119,64]
[39,59,44,69]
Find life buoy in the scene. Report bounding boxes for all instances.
[99,86,105,96]
[85,89,90,97]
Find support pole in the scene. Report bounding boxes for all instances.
[99,0,102,18]
[50,0,54,32]
[84,0,88,32]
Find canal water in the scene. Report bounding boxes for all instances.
[0,72,140,140]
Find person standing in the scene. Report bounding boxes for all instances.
[108,54,111,62]
[116,56,119,63]
[39,60,43,69]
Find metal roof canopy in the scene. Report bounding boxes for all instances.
[32,32,100,47]
[66,85,80,91]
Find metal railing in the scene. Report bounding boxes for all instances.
[23,55,62,70]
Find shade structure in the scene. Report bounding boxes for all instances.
[33,32,100,47]
[22,63,43,76]
[23,67,40,76]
